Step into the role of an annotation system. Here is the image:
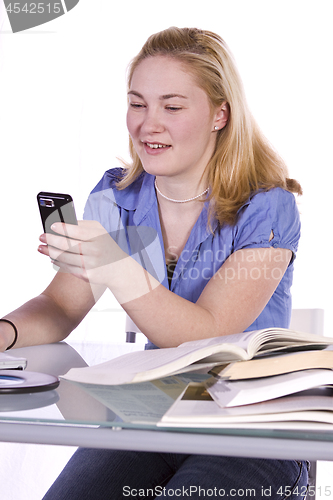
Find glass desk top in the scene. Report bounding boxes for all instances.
[1,341,333,462]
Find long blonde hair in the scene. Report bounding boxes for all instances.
[117,27,302,225]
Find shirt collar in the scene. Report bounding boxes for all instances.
[111,170,218,250]
[104,171,156,223]
[132,173,157,225]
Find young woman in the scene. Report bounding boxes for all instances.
[0,27,308,498]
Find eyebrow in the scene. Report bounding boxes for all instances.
[128,91,188,100]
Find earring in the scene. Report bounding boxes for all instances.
[214,126,219,131]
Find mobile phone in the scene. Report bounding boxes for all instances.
[37,192,78,235]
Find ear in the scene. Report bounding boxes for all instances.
[213,102,230,131]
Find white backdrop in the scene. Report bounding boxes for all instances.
[0,1,333,498]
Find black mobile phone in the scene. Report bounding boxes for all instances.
[37,192,78,235]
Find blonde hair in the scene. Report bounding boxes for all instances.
[117,27,302,225]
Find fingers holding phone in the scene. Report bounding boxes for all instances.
[37,193,132,288]
[37,191,82,272]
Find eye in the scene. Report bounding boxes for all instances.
[129,102,146,109]
[166,106,182,112]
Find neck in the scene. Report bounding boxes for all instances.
[155,177,209,204]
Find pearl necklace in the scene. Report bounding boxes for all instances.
[154,179,209,203]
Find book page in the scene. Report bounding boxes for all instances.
[180,330,259,352]
[68,373,210,424]
[206,369,333,407]
[72,377,187,423]
[247,329,333,357]
[62,337,249,385]
[159,409,333,427]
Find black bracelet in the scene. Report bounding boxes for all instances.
[0,319,18,350]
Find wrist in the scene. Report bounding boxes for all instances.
[0,319,18,350]
[106,256,160,304]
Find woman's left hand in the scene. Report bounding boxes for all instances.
[38,220,128,286]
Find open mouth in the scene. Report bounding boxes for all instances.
[144,142,171,150]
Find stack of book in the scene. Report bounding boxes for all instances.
[62,328,333,430]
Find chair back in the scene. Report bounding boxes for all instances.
[290,309,324,335]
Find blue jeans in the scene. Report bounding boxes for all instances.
[42,449,309,499]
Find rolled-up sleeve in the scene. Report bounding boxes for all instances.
[233,188,301,264]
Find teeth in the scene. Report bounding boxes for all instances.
[146,142,169,149]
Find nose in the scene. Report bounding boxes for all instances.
[141,108,164,135]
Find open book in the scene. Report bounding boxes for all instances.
[62,328,333,386]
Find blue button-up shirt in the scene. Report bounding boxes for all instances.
[84,168,301,346]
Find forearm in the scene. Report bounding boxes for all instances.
[0,293,80,351]
[111,248,289,348]
[122,285,219,348]
[107,257,225,347]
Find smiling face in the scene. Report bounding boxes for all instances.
[126,56,222,186]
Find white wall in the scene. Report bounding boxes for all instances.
[0,1,333,498]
